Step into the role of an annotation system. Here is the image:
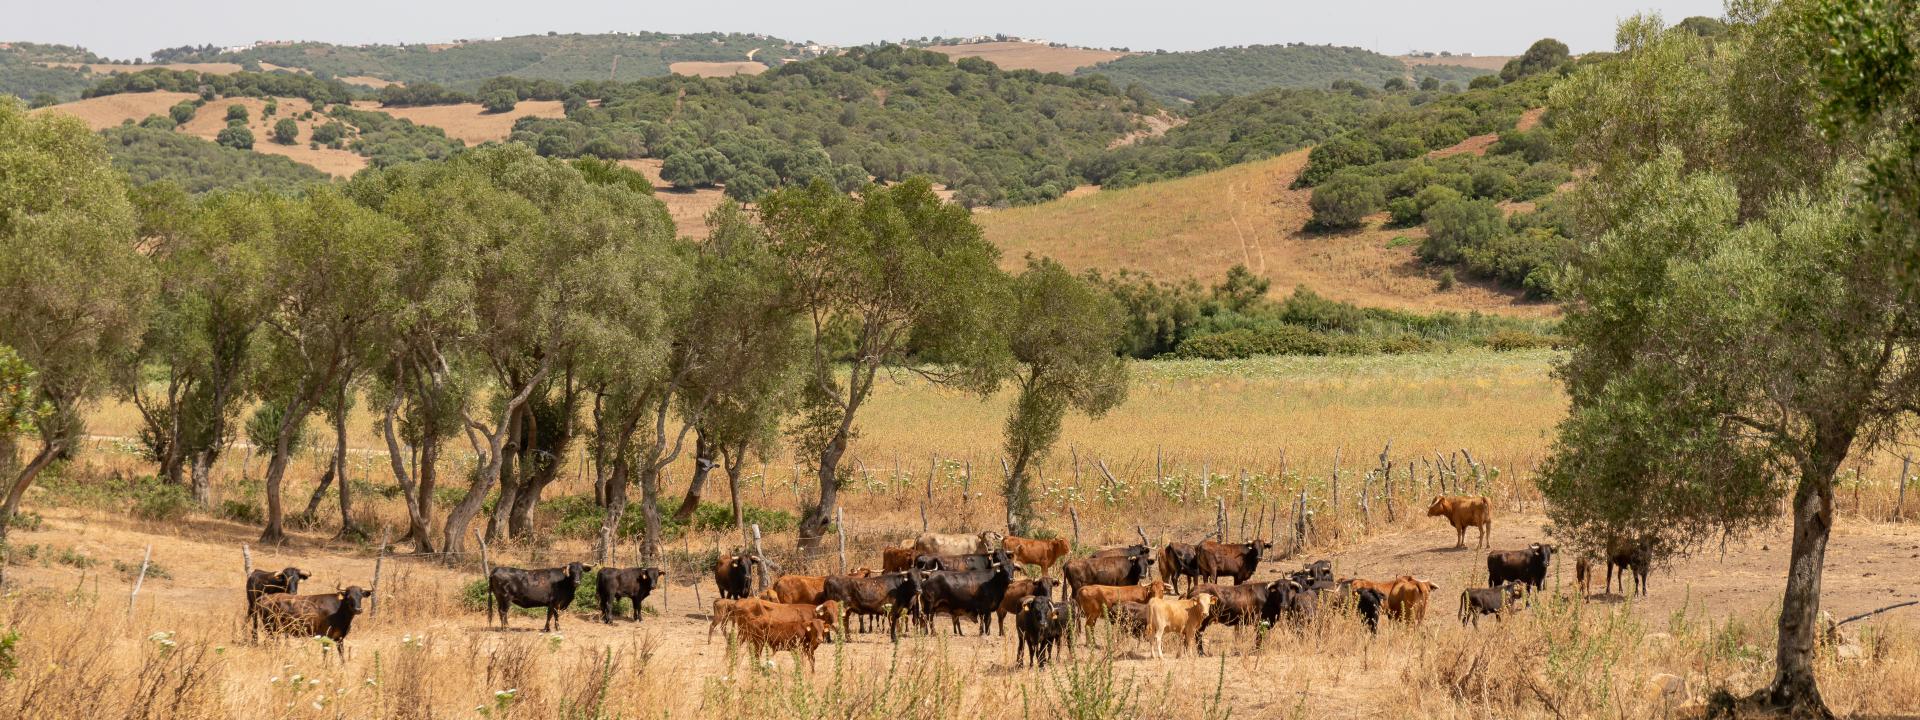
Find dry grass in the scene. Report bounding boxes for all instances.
[182,97,368,177]
[9,349,1920,717]
[31,91,199,131]
[977,150,1554,316]
[926,42,1131,73]
[669,61,767,78]
[349,101,566,146]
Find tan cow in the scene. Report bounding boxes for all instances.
[1003,535,1072,577]
[1146,594,1217,659]
[1074,581,1168,638]
[1427,495,1492,549]
[911,530,1004,557]
[1386,576,1439,624]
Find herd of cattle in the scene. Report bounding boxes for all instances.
[238,496,1657,668]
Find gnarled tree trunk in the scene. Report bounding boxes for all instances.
[1762,433,1846,719]
[672,429,715,522]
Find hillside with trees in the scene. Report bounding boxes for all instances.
[1078,44,1491,102]
[0,43,101,104]
[520,45,1152,206]
[155,33,810,88]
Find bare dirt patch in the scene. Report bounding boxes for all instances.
[349,100,566,145]
[927,41,1131,73]
[1108,110,1185,149]
[669,61,767,78]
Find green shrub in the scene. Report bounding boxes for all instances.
[54,546,94,569]
[114,558,171,580]
[131,482,194,521]
[215,125,253,150]
[224,104,248,123]
[1295,135,1383,187]
[218,499,262,524]
[1479,329,1561,351]
[168,101,197,126]
[7,511,41,532]
[272,118,298,145]
[310,121,346,144]
[1307,174,1383,230]
[1516,162,1572,199]
[246,400,308,455]
[481,88,518,114]
[1413,184,1464,215]
[1387,196,1422,227]
[1469,75,1502,90]
[1469,165,1516,200]
[1419,198,1505,264]
[1437,269,1456,291]
[691,501,795,534]
[138,114,175,131]
[0,630,17,679]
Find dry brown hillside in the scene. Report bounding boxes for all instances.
[349,100,565,145]
[977,149,1553,316]
[927,41,1130,73]
[669,61,767,77]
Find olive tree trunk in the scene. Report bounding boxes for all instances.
[1763,433,1847,718]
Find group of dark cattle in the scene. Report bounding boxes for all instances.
[239,495,1656,668]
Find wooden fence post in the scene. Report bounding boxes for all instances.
[1069,445,1082,491]
[370,528,388,619]
[127,543,153,615]
[1898,454,1912,522]
[475,528,491,578]
[1201,461,1209,499]
[836,507,847,574]
[242,543,252,578]
[1157,446,1164,481]
[1331,447,1342,524]
[1214,497,1226,541]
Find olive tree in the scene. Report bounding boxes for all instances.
[761,178,1008,549]
[0,100,154,542]
[999,258,1128,535]
[251,190,402,544]
[1541,10,1920,716]
[128,188,276,503]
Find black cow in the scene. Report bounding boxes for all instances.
[1016,594,1071,667]
[245,567,311,637]
[254,586,372,660]
[1487,543,1553,592]
[1195,539,1272,585]
[1261,579,1317,630]
[1159,543,1203,593]
[487,562,592,632]
[1460,581,1526,626]
[595,567,664,624]
[1608,537,1652,596]
[912,553,993,572]
[1352,586,1386,633]
[714,554,762,600]
[919,549,1016,635]
[1063,552,1154,600]
[822,570,923,640]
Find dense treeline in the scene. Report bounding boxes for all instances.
[0,50,95,105]
[1077,44,1488,102]
[0,97,1135,563]
[83,68,358,105]
[525,45,1151,206]
[100,124,330,193]
[156,33,800,88]
[326,106,465,167]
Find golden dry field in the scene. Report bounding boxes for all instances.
[976,150,1555,317]
[669,61,768,77]
[349,100,567,145]
[926,42,1131,73]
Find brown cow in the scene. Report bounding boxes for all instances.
[1147,594,1216,659]
[1003,535,1071,577]
[731,599,835,671]
[1427,496,1492,549]
[1074,581,1168,640]
[761,574,829,604]
[1386,576,1439,624]
[1607,536,1652,596]
[1194,539,1272,585]
[882,546,919,573]
[993,577,1059,636]
[713,553,762,599]
[708,598,739,643]
[1574,555,1594,598]
[254,586,372,661]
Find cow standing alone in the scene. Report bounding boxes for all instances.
[596,567,663,624]
[1428,496,1493,549]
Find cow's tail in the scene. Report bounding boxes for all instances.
[484,574,495,626]
[1458,590,1469,624]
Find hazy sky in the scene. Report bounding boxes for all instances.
[17,0,1727,60]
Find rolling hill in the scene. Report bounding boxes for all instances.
[1076,44,1492,102]
[153,33,810,88]
[976,148,1552,317]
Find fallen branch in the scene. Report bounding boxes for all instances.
[1836,600,1918,627]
